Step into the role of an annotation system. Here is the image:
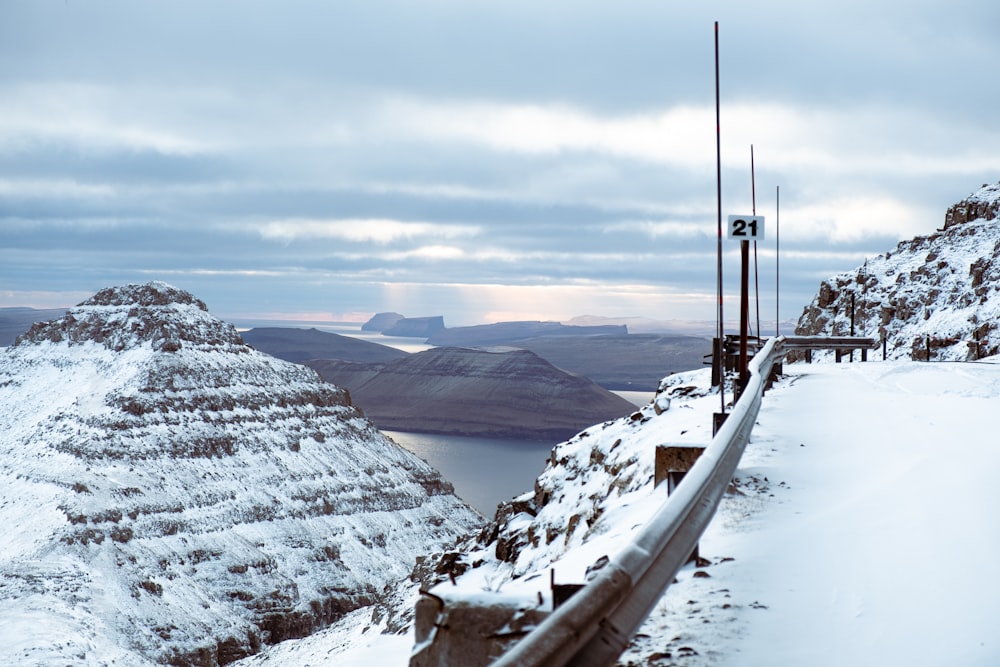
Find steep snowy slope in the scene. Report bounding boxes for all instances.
[795,181,1000,360]
[0,282,481,666]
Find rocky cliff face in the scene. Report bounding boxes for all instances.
[794,182,1000,360]
[0,282,481,666]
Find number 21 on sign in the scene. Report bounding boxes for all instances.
[727,215,765,240]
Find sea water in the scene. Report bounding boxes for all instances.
[383,394,649,517]
[384,431,557,517]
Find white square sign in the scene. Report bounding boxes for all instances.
[727,215,765,240]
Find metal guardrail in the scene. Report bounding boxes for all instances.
[486,335,875,667]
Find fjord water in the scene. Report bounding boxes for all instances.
[384,393,650,516]
[384,430,556,516]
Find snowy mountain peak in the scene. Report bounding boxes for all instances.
[0,283,481,666]
[795,182,1000,360]
[15,281,243,352]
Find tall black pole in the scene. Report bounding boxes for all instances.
[715,21,725,415]
[739,239,749,392]
[776,185,780,337]
[751,145,760,343]
[738,143,752,395]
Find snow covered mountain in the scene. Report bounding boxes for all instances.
[0,282,481,666]
[795,181,1000,360]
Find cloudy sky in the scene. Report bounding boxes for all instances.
[2,1,999,328]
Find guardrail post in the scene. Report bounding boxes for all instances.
[711,337,723,386]
[712,411,728,436]
[410,590,551,667]
[655,444,707,563]
[764,361,782,392]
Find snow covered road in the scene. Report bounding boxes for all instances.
[238,358,1000,666]
[715,360,1000,666]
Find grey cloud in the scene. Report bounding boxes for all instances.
[2,0,999,325]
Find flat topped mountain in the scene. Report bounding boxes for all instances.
[795,182,1000,361]
[311,346,636,440]
[359,311,445,336]
[0,282,481,666]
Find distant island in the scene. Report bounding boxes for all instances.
[362,312,446,337]
[238,326,636,439]
[361,311,405,331]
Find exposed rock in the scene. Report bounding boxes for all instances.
[794,182,1000,361]
[943,182,1000,229]
[0,282,481,666]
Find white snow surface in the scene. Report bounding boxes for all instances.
[0,282,482,666]
[713,360,1000,666]
[795,181,1000,362]
[269,358,1000,666]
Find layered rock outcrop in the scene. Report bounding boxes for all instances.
[0,282,481,666]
